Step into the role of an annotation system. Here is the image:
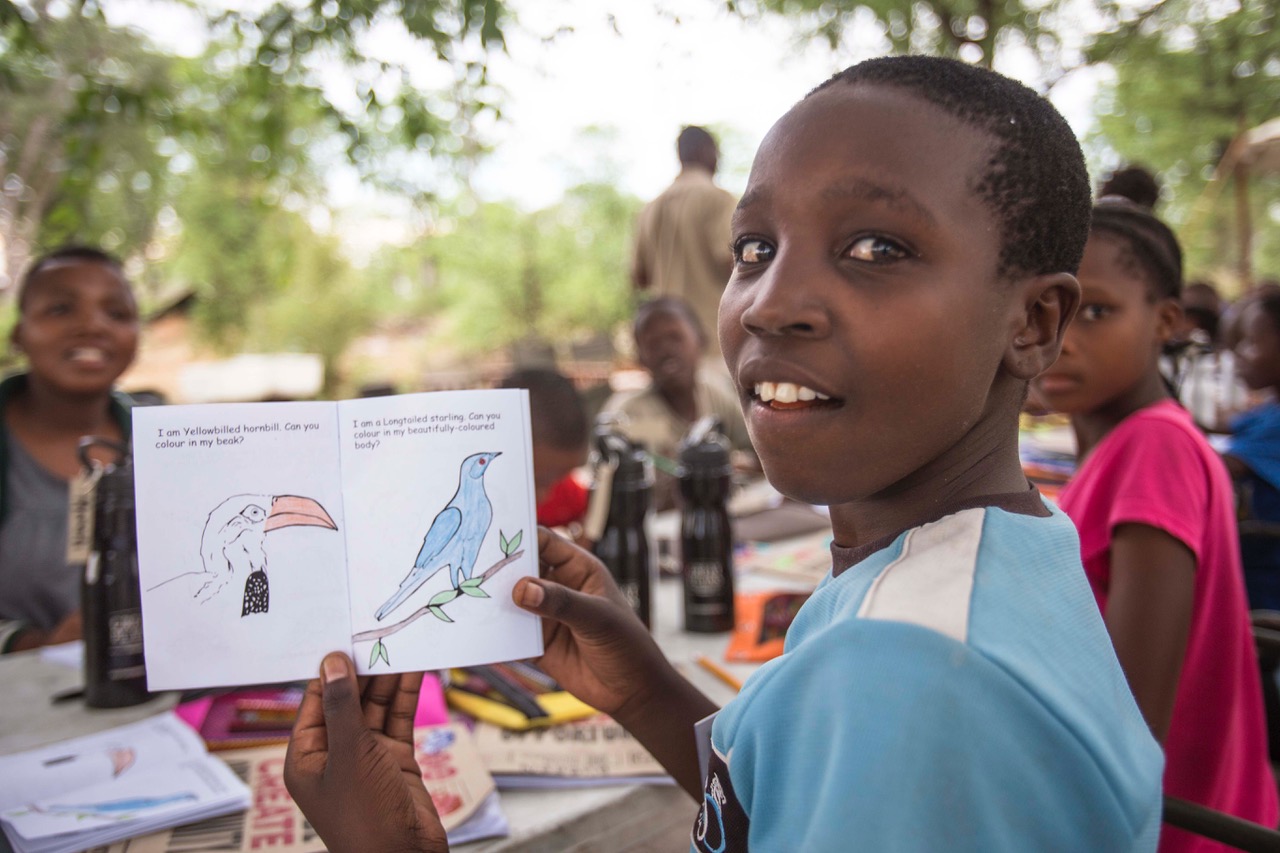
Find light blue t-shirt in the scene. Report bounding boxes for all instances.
[692,499,1163,852]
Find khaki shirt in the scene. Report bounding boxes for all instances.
[601,372,752,467]
[632,169,737,356]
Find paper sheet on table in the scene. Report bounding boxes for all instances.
[132,390,542,689]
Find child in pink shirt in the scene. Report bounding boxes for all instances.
[1036,198,1278,850]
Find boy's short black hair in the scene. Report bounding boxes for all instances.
[1090,198,1183,301]
[633,296,706,345]
[499,368,588,450]
[1099,165,1161,210]
[811,56,1091,280]
[18,245,127,308]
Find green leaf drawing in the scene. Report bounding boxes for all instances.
[460,576,484,590]
[507,530,522,554]
[500,531,509,553]
[428,605,454,623]
[460,584,490,598]
[429,588,460,607]
[369,639,390,668]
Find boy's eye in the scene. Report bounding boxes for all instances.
[1079,304,1112,322]
[733,238,775,265]
[846,235,910,263]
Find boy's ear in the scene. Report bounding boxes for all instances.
[1003,272,1081,380]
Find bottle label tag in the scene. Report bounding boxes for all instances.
[66,465,105,565]
[583,458,617,542]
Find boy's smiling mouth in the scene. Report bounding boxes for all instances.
[753,381,837,410]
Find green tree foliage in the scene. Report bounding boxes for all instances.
[0,4,178,288]
[1086,0,1280,283]
[392,181,641,357]
[728,0,1067,69]
[1,0,510,298]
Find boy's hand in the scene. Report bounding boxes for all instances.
[514,528,719,798]
[284,653,447,853]
[513,528,674,719]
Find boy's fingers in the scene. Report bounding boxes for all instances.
[361,674,403,732]
[385,673,425,743]
[537,527,595,585]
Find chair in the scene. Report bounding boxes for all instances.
[1157,615,1280,851]
[1162,796,1280,852]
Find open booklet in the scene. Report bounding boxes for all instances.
[133,390,543,690]
[0,713,250,853]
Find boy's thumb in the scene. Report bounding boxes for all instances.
[513,578,616,635]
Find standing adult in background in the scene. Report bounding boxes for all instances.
[0,246,139,653]
[631,126,737,360]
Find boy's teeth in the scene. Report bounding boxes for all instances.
[754,381,830,403]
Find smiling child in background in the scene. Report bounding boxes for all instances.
[1035,199,1278,850]
[1,246,139,653]
[285,57,1163,852]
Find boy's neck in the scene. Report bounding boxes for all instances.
[827,419,1029,548]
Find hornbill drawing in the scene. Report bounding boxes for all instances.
[196,494,338,616]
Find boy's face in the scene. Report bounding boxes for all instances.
[1235,302,1280,392]
[719,84,1027,508]
[1034,234,1175,414]
[13,260,139,396]
[636,312,702,395]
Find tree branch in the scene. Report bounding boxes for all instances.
[352,548,526,643]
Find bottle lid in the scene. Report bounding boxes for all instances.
[592,422,653,489]
[98,455,135,504]
[678,416,731,477]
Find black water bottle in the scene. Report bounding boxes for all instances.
[591,429,654,629]
[678,418,735,633]
[81,440,149,708]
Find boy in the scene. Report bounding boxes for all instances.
[285,57,1163,851]
[602,297,754,508]
[498,367,591,530]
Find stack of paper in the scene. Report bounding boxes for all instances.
[97,723,507,853]
[0,714,250,853]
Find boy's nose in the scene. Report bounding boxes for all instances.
[736,254,830,339]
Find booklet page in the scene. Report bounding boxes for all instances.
[134,402,351,688]
[338,390,543,673]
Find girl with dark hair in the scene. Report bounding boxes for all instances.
[1035,199,1277,850]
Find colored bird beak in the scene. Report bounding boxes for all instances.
[264,495,338,533]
